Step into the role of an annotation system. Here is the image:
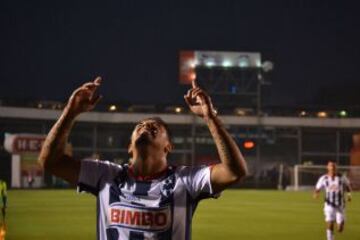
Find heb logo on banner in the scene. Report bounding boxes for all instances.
[4,133,46,154]
[108,204,171,232]
[13,137,45,153]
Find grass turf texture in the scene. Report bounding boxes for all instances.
[4,190,360,240]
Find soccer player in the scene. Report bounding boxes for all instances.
[313,161,352,240]
[38,77,248,240]
[0,179,7,224]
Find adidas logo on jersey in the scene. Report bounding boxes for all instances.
[121,193,140,202]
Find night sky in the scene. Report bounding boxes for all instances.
[1,0,360,107]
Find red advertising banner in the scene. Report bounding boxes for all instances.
[4,134,45,154]
[179,50,196,84]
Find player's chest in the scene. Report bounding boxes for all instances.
[100,179,182,232]
[326,178,342,191]
[103,175,182,208]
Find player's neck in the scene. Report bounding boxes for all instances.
[327,172,336,178]
[131,152,167,177]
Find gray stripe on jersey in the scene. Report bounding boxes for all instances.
[99,184,112,240]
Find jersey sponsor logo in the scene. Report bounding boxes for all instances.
[108,203,171,232]
[328,184,339,192]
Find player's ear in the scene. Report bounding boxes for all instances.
[128,142,133,155]
[164,142,173,154]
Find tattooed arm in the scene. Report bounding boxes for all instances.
[184,81,248,193]
[205,115,248,193]
[38,77,102,185]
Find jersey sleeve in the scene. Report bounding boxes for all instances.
[77,159,122,196]
[315,176,324,191]
[178,165,219,201]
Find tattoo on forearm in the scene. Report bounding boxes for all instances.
[39,108,75,165]
[207,117,234,163]
[206,116,247,177]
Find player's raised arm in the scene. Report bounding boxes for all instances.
[38,77,102,185]
[184,80,248,194]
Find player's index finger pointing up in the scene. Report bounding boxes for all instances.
[94,76,102,85]
[191,79,198,89]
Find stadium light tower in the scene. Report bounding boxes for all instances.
[179,51,273,111]
[255,59,274,186]
[179,50,274,175]
[257,60,274,116]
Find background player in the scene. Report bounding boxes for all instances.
[38,77,248,239]
[0,179,7,240]
[0,179,7,224]
[313,161,352,240]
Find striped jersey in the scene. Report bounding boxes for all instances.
[77,159,218,240]
[315,174,351,208]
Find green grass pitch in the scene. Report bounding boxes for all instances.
[4,190,360,240]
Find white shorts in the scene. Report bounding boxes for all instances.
[324,204,345,224]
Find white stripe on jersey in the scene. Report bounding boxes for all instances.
[171,179,187,240]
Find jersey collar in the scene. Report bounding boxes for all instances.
[128,165,169,181]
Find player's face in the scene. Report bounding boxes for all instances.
[130,119,171,153]
[327,162,336,175]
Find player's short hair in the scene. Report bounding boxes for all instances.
[136,117,173,144]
